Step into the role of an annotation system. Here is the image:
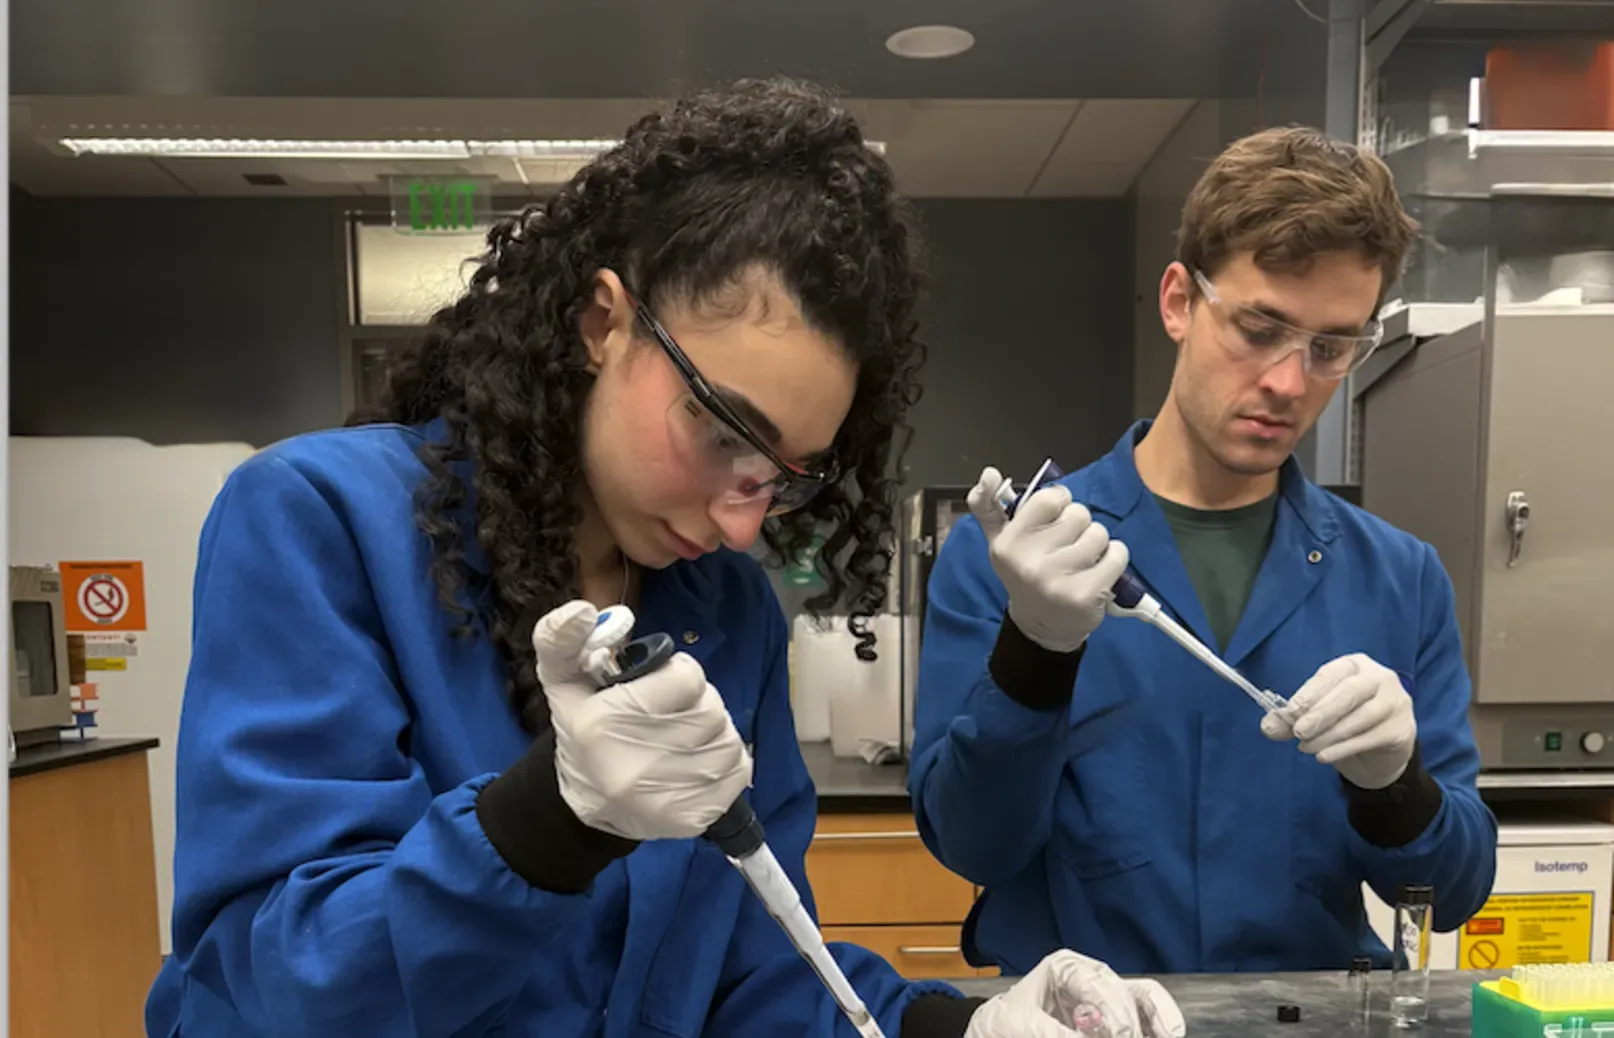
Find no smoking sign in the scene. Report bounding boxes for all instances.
[60,561,148,633]
[78,574,130,626]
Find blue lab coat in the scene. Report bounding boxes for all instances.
[909,422,1498,976]
[145,422,956,1038]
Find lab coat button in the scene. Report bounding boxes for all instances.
[1307,550,1323,564]
[682,630,700,645]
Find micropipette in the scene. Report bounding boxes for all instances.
[994,461,1289,716]
[583,607,889,1038]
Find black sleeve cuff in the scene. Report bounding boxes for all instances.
[475,727,639,893]
[1343,742,1445,848]
[901,994,989,1038]
[987,613,1084,711]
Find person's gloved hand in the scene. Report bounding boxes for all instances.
[967,466,1130,654]
[1261,653,1417,790]
[965,950,1187,1038]
[534,600,752,841]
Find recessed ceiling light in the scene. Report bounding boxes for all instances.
[885,25,975,60]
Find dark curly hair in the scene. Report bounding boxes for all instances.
[350,77,927,731]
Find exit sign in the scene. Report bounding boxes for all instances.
[388,177,492,234]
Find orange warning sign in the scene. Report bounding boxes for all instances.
[59,561,147,632]
[1457,892,1595,969]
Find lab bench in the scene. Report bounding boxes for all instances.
[803,739,912,814]
[950,969,1502,1036]
[10,737,164,1038]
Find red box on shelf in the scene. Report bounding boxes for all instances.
[1486,42,1614,132]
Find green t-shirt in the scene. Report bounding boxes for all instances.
[1153,493,1279,652]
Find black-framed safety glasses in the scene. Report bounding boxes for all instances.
[627,291,839,515]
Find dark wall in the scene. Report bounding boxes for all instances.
[9,188,343,446]
[9,192,1134,471]
[904,198,1135,487]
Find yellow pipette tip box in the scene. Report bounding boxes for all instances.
[1473,972,1614,1037]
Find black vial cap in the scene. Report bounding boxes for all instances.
[1350,955,1373,974]
[1277,1004,1302,1023]
[1398,884,1435,905]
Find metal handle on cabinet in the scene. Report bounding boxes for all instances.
[1506,490,1530,568]
[812,830,920,842]
[898,946,962,956]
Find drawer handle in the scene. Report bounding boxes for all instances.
[813,830,920,842]
[898,946,962,956]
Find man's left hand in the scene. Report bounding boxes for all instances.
[1261,653,1417,790]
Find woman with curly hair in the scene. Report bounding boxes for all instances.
[146,78,1181,1038]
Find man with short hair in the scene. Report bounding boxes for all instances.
[910,127,1497,974]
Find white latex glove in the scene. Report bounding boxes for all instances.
[967,466,1131,653]
[1260,653,1417,790]
[966,950,1187,1038]
[534,600,753,841]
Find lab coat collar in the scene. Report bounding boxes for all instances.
[1084,420,1342,660]
[1085,420,1337,542]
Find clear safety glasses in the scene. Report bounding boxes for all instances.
[629,292,839,517]
[1192,269,1385,381]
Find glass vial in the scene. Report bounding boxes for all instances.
[1349,955,1373,1030]
[1392,885,1435,1028]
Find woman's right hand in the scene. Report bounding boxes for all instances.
[533,600,753,842]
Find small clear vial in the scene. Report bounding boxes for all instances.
[1392,885,1435,1028]
[1348,955,1373,1030]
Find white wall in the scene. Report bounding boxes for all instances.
[9,437,258,956]
[1128,100,1222,421]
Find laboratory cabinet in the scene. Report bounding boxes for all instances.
[10,738,163,1038]
[807,811,996,979]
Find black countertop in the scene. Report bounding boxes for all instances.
[800,740,911,813]
[10,736,160,779]
[951,969,1502,1037]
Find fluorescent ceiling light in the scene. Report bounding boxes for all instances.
[57,138,622,160]
[59,136,886,160]
[885,25,975,59]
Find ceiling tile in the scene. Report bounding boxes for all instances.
[9,151,190,196]
[514,156,596,187]
[870,100,1080,198]
[153,158,360,197]
[1026,161,1140,198]
[1032,99,1196,196]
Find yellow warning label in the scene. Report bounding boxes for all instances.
[85,657,127,672]
[1458,892,1595,969]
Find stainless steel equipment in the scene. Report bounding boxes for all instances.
[897,485,971,759]
[1355,105,1614,770]
[9,564,73,747]
[1358,306,1614,771]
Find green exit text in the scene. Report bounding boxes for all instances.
[407,180,482,232]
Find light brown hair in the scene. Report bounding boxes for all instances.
[1176,125,1419,302]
